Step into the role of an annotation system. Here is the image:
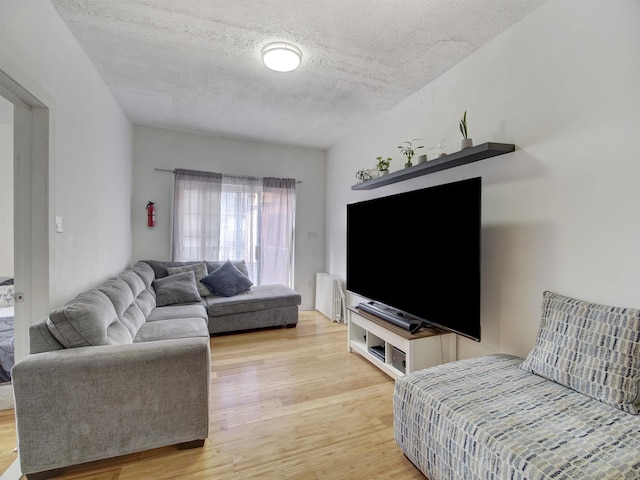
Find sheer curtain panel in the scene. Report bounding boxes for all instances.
[172,170,296,288]
[219,175,262,281]
[260,177,296,286]
[172,169,222,261]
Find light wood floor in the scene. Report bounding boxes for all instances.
[0,311,426,479]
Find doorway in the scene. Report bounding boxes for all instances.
[0,95,14,407]
[0,68,51,409]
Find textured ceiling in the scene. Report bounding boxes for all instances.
[50,0,546,149]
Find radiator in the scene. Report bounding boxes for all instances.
[315,273,345,322]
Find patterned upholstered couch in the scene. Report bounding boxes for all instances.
[394,291,640,480]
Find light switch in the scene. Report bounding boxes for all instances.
[56,215,63,233]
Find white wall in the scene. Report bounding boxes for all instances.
[0,3,133,307]
[132,126,326,310]
[0,120,12,276]
[326,0,640,359]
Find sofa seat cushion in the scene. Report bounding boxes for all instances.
[205,284,301,317]
[134,318,209,342]
[394,354,640,480]
[147,304,207,322]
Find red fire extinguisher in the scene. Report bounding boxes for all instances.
[146,201,155,227]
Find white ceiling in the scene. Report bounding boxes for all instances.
[49,0,546,150]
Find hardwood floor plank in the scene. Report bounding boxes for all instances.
[0,311,426,479]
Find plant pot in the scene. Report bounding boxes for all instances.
[404,161,412,168]
[378,169,389,176]
[461,138,473,149]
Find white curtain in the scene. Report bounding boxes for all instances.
[219,175,262,281]
[172,169,221,261]
[260,177,296,286]
[172,169,296,287]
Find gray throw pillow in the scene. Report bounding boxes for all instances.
[153,271,202,306]
[200,260,253,297]
[520,291,640,414]
[167,261,209,297]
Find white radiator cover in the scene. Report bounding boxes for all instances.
[315,273,345,322]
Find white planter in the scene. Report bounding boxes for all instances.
[461,138,473,149]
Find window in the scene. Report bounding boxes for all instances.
[172,169,296,287]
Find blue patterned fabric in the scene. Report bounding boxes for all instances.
[520,291,640,414]
[394,354,640,480]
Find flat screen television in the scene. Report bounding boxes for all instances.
[346,176,481,341]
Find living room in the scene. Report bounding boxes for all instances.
[1,0,639,479]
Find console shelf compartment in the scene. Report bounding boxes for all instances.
[347,306,456,379]
[351,142,515,190]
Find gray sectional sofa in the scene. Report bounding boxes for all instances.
[12,259,301,479]
[141,260,301,334]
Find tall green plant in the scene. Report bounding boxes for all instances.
[459,111,468,139]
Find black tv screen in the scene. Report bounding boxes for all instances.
[346,177,481,341]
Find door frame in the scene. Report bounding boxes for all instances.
[0,65,52,364]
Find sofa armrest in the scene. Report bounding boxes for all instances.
[12,337,210,476]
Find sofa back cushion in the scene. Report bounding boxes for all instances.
[44,263,160,349]
[141,260,202,279]
[118,268,156,320]
[141,260,250,280]
[99,275,146,339]
[47,289,133,348]
[132,261,157,315]
[132,261,156,290]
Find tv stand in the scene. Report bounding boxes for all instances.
[347,306,456,379]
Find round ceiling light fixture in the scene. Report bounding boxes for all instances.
[261,42,302,72]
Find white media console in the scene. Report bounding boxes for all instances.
[347,306,456,379]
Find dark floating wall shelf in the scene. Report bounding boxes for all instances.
[351,142,516,190]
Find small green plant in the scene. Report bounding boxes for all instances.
[397,139,424,166]
[459,110,469,139]
[355,168,375,183]
[376,156,392,172]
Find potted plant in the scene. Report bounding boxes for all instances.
[459,111,473,149]
[355,168,376,183]
[376,156,392,175]
[397,139,424,168]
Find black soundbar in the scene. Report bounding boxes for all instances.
[358,302,424,334]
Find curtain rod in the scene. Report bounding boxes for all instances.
[154,167,302,183]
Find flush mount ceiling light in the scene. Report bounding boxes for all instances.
[261,42,302,72]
